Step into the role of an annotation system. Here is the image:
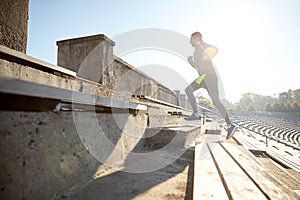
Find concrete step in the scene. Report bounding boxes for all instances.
[193,142,299,200]
[136,124,201,151]
[205,119,222,135]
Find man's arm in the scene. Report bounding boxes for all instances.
[188,56,202,75]
[202,43,218,60]
[187,56,195,67]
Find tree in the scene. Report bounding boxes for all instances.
[234,104,243,112]
[285,102,293,112]
[246,104,257,112]
[293,89,300,104]
[264,103,273,112]
[239,93,252,110]
[278,92,289,103]
[222,99,232,110]
[292,102,300,112]
[236,89,300,113]
[272,102,284,112]
[196,94,213,109]
[252,94,267,111]
[280,102,287,112]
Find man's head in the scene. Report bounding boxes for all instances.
[190,32,202,47]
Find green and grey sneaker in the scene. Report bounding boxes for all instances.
[226,124,237,140]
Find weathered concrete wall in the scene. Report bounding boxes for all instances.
[0,111,147,199]
[0,0,29,53]
[57,34,115,84]
[0,58,130,101]
[142,125,200,150]
[56,34,178,105]
[0,30,194,199]
[108,58,177,104]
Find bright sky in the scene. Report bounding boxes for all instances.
[27,0,300,102]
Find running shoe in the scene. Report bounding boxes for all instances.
[226,124,237,140]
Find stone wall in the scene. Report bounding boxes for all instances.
[0,111,147,199]
[0,0,29,53]
[0,48,148,199]
[57,34,114,84]
[56,34,178,106]
[107,58,177,105]
[0,31,187,199]
[0,58,130,101]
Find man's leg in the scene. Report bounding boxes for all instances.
[209,92,231,125]
[184,78,203,120]
[206,80,237,139]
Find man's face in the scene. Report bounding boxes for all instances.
[190,35,201,47]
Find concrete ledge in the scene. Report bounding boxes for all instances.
[138,125,201,150]
[0,45,76,77]
[205,119,222,134]
[0,58,131,101]
[133,95,183,110]
[0,76,147,111]
[57,34,115,46]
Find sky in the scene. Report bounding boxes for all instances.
[27,0,300,102]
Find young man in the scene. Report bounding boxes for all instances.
[185,31,237,139]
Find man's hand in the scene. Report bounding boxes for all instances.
[188,56,194,66]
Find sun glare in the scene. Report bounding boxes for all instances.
[204,5,270,102]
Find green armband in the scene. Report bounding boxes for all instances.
[195,74,206,84]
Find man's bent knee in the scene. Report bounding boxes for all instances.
[185,85,192,94]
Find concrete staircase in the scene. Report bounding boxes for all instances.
[0,38,201,199]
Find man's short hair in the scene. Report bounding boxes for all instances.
[191,32,202,40]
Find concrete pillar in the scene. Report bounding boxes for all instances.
[179,94,186,108]
[174,90,180,106]
[174,90,180,98]
[57,34,115,84]
[0,0,29,53]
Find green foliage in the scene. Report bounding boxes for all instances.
[196,89,300,114]
[272,102,284,112]
[246,104,257,112]
[196,94,213,109]
[239,93,275,111]
[234,104,243,111]
[239,93,252,110]
[285,102,293,112]
[292,101,300,112]
[264,103,273,112]
[236,89,300,113]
